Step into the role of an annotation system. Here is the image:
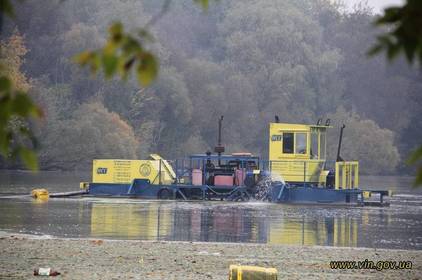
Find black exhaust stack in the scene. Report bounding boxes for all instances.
[214,116,225,166]
[336,124,345,162]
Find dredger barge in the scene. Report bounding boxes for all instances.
[71,118,389,206]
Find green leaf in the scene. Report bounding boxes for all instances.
[0,0,15,17]
[118,57,135,80]
[377,7,401,24]
[419,46,422,63]
[138,29,155,42]
[122,37,142,54]
[378,35,393,45]
[123,57,135,71]
[193,0,209,10]
[403,40,417,62]
[367,44,384,56]
[104,41,117,55]
[407,145,422,165]
[109,22,123,35]
[136,53,158,86]
[370,0,422,66]
[0,76,12,92]
[406,145,422,187]
[90,53,101,73]
[12,93,33,117]
[18,147,38,171]
[414,168,422,187]
[0,95,12,122]
[387,44,400,60]
[74,51,93,66]
[0,131,11,156]
[109,22,123,43]
[101,54,119,78]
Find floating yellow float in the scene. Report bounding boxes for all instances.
[31,189,49,199]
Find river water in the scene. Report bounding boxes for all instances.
[0,171,421,250]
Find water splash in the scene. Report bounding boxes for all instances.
[254,172,285,201]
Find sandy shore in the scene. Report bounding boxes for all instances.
[0,233,420,279]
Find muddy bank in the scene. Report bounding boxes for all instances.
[0,233,420,279]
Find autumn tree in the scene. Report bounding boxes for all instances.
[0,30,41,169]
[327,107,400,174]
[38,102,139,169]
[0,30,31,91]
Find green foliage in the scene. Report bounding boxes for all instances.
[75,22,158,87]
[0,0,15,17]
[369,0,422,185]
[18,146,37,170]
[369,0,422,64]
[38,102,139,169]
[1,0,416,177]
[407,145,422,186]
[74,0,217,87]
[0,75,41,170]
[0,4,44,171]
[327,107,400,175]
[193,0,210,10]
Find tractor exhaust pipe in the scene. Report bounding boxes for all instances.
[218,115,223,148]
[336,124,345,162]
[214,116,225,166]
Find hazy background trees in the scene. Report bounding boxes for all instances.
[1,0,420,174]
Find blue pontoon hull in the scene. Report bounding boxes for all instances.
[269,183,361,204]
[86,179,365,205]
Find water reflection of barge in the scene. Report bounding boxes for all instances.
[78,119,389,206]
[89,202,359,247]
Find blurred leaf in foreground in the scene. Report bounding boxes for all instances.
[75,0,216,87]
[0,30,41,171]
[407,145,422,187]
[0,75,42,171]
[75,22,158,87]
[369,0,422,186]
[368,0,422,65]
[0,0,15,17]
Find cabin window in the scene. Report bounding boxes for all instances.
[295,133,307,154]
[311,132,318,159]
[282,133,294,154]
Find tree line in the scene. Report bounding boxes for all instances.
[1,0,420,175]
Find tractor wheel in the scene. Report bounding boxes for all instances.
[157,188,172,200]
[234,191,249,202]
[241,192,250,202]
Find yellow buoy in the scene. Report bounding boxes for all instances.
[229,265,278,280]
[80,182,89,190]
[31,189,49,199]
[363,191,371,199]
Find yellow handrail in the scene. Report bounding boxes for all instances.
[335,161,359,189]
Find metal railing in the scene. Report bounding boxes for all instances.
[166,158,351,187]
[335,161,359,189]
[260,160,328,186]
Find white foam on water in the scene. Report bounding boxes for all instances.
[270,172,285,185]
[393,194,422,199]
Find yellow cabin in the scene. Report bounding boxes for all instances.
[269,122,359,189]
[269,122,330,185]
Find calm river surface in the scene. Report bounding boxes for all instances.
[0,171,421,250]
